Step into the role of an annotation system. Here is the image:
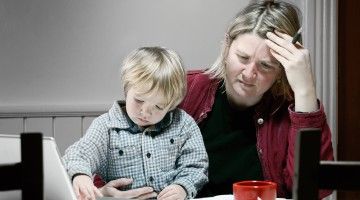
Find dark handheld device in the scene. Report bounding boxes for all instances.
[292,27,302,44]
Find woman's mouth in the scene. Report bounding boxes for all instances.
[239,79,255,87]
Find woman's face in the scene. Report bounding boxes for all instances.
[225,33,282,108]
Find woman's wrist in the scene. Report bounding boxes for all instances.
[294,88,318,112]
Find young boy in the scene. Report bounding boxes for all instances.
[63,47,208,200]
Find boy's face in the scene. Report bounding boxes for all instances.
[125,87,171,127]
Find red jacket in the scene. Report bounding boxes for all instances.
[179,70,334,198]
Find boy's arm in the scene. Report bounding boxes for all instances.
[62,117,109,180]
[172,115,209,199]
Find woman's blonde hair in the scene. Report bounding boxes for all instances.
[121,46,186,110]
[207,1,302,101]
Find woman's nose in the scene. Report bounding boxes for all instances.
[242,62,257,79]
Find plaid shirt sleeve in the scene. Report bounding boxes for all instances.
[62,115,109,180]
[172,113,209,199]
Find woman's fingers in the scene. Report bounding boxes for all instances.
[118,187,154,198]
[158,184,186,200]
[264,38,291,63]
[101,178,155,199]
[107,177,133,187]
[274,29,293,41]
[157,186,171,199]
[158,193,177,200]
[266,31,299,55]
[136,191,158,200]
[92,185,103,198]
[275,29,304,48]
[268,49,288,67]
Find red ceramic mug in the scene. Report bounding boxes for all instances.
[233,180,277,200]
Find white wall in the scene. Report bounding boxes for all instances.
[0,0,337,157]
[0,0,250,111]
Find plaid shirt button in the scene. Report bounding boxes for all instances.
[119,150,124,156]
[170,138,174,144]
[149,176,154,182]
[146,152,151,158]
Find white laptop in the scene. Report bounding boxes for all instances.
[0,134,77,200]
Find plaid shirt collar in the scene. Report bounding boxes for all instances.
[108,101,173,136]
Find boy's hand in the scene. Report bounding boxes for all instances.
[72,174,103,200]
[100,178,157,199]
[157,184,187,200]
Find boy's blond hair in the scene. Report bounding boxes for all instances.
[121,46,186,110]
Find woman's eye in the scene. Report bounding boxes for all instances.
[262,63,270,68]
[238,55,249,61]
[260,63,274,71]
[155,105,164,110]
[134,98,144,103]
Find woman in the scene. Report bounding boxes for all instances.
[94,1,334,199]
[178,0,333,199]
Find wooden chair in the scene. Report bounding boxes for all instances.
[0,133,43,200]
[293,128,360,200]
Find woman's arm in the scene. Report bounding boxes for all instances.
[265,31,318,112]
[286,102,334,198]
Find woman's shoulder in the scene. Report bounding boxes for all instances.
[187,69,210,81]
[180,70,220,121]
[187,69,205,75]
[186,69,219,91]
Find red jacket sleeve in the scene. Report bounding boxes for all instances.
[286,102,334,199]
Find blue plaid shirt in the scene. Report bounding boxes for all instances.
[63,101,208,198]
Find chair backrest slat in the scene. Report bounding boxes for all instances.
[293,128,321,200]
[319,162,360,190]
[293,128,360,200]
[0,133,44,200]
